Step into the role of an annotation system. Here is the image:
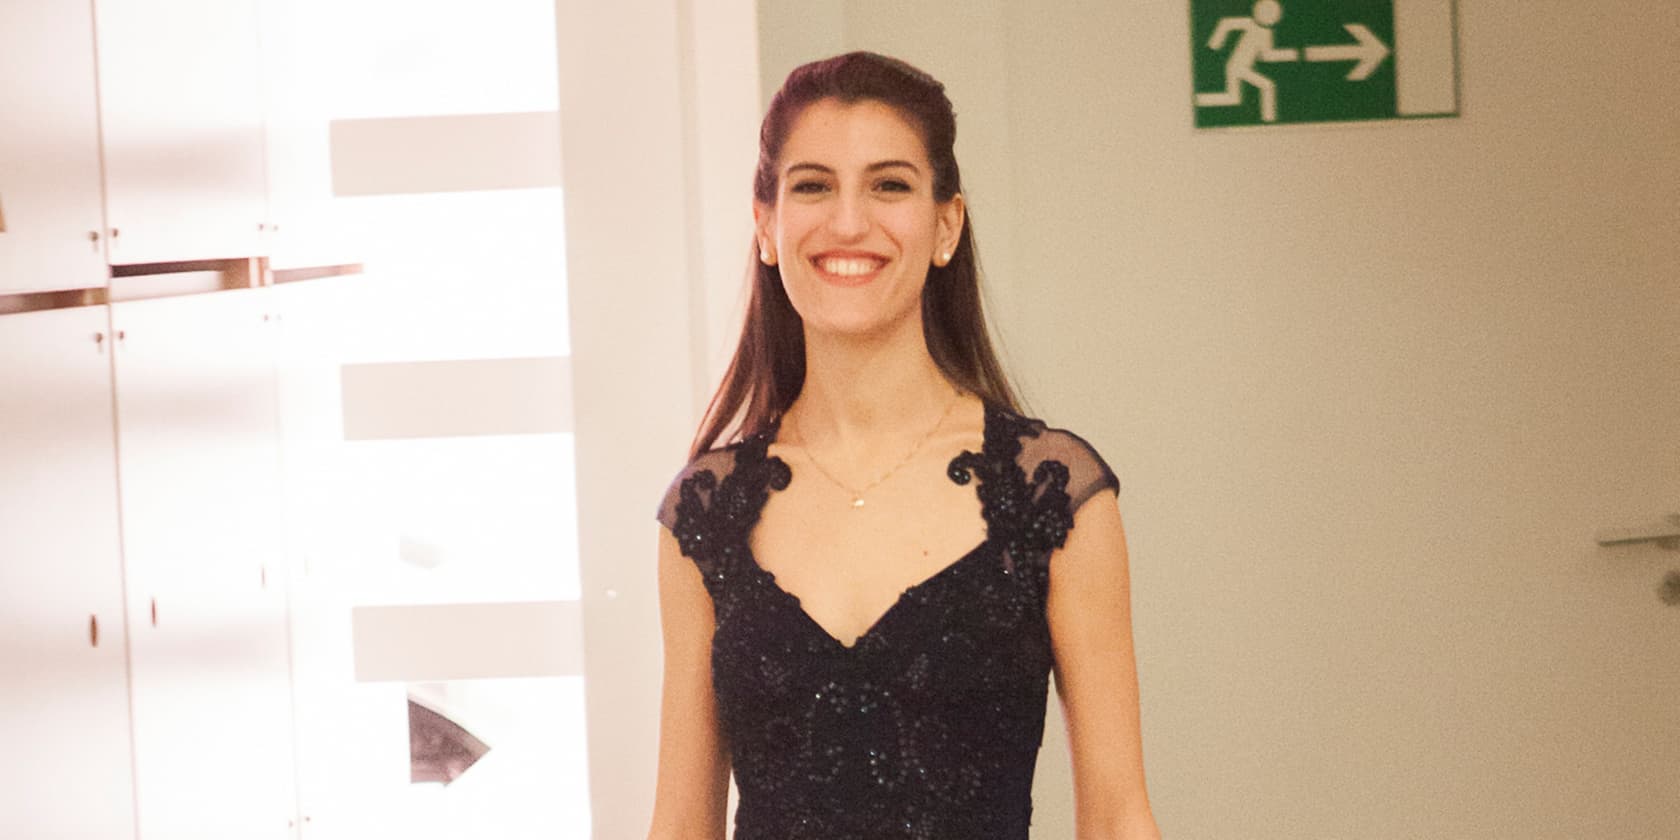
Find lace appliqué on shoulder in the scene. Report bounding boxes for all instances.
[667,429,790,580]
[946,409,1077,576]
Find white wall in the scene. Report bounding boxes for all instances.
[555,1,760,837]
[758,2,1680,838]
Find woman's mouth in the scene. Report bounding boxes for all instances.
[811,254,888,287]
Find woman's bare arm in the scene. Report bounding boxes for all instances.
[647,526,731,840]
[1047,490,1162,840]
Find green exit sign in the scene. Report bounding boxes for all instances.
[1191,0,1459,128]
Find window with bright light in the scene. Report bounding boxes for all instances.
[270,1,588,836]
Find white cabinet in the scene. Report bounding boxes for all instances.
[4,0,288,283]
[111,289,296,839]
[0,306,137,839]
[0,293,302,837]
[0,3,109,293]
[94,0,271,265]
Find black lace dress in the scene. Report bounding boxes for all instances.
[657,403,1119,839]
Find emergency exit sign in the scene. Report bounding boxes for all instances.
[1191,0,1459,128]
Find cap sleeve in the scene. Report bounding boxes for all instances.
[1017,424,1119,517]
[655,447,737,536]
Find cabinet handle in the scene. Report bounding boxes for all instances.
[89,614,99,647]
[150,597,158,627]
[94,332,105,354]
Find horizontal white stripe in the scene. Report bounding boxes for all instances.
[340,355,572,440]
[352,600,583,681]
[330,111,562,195]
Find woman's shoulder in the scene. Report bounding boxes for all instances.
[655,429,783,532]
[657,446,731,535]
[988,403,1120,509]
[671,441,746,482]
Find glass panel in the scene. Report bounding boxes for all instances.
[271,1,582,837]
[310,0,559,119]
[336,434,579,605]
[331,190,571,362]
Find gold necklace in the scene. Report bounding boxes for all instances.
[790,388,963,509]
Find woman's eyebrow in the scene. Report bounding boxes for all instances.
[784,160,923,177]
[865,160,920,174]
[784,162,833,177]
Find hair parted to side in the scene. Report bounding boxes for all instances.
[689,51,1021,459]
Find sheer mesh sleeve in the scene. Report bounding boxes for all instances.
[1016,424,1119,517]
[654,447,738,536]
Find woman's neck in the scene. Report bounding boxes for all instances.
[787,316,960,456]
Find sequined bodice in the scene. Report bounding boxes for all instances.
[658,404,1117,840]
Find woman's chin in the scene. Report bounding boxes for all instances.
[802,308,923,344]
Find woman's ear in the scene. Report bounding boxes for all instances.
[752,200,777,266]
[935,193,966,265]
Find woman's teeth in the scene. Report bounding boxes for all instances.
[817,257,883,276]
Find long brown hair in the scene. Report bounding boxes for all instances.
[690,52,1020,458]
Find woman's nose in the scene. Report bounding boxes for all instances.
[826,190,870,239]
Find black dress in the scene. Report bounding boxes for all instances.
[657,403,1119,839]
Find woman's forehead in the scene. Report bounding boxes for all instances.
[780,98,930,171]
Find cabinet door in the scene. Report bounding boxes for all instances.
[0,306,136,839]
[94,0,270,265]
[111,289,296,840]
[0,3,108,293]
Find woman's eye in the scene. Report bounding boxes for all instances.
[789,180,829,195]
[876,179,912,193]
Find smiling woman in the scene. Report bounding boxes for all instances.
[758,98,964,335]
[648,52,1161,840]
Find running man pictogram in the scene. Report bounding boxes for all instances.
[1193,0,1300,123]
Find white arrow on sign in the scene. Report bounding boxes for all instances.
[1304,23,1390,81]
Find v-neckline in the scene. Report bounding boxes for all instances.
[742,403,998,652]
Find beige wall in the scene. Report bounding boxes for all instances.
[759,2,1680,838]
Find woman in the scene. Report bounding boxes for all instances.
[651,52,1158,840]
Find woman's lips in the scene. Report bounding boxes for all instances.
[811,254,887,287]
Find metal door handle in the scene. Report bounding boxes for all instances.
[1595,514,1680,549]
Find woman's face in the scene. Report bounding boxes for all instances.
[755,97,964,340]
